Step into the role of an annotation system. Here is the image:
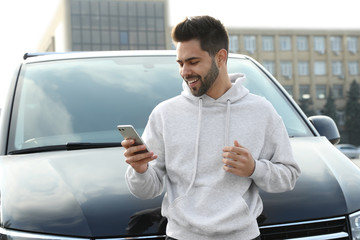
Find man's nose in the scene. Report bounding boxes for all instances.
[181,64,191,77]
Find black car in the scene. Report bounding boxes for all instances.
[1,51,360,239]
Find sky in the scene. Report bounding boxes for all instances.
[0,0,360,108]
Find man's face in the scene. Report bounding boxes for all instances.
[176,40,219,97]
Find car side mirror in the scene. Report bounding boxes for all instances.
[308,115,340,145]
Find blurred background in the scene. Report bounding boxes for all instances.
[0,0,360,146]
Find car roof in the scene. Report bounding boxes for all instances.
[22,50,248,63]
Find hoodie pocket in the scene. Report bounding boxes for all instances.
[166,186,253,236]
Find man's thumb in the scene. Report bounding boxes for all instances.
[234,140,241,147]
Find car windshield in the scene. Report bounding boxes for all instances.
[8,55,312,153]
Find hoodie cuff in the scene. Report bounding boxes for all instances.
[249,159,265,180]
[126,165,151,182]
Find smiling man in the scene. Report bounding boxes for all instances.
[122,15,300,240]
[176,40,226,98]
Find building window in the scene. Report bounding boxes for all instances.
[229,35,239,53]
[333,84,344,99]
[279,36,291,51]
[316,85,327,99]
[297,36,308,51]
[332,61,343,77]
[330,36,342,54]
[347,36,358,54]
[348,61,359,75]
[244,35,256,54]
[280,61,292,79]
[119,31,128,44]
[92,30,101,44]
[262,61,275,75]
[283,85,293,97]
[298,61,309,76]
[337,111,345,126]
[299,84,310,99]
[262,36,274,51]
[314,36,325,54]
[314,61,327,75]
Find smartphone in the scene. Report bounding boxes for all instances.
[117,125,149,153]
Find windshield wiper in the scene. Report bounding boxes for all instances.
[66,142,122,150]
[8,142,122,155]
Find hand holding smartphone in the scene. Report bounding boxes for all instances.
[117,125,149,153]
[118,125,156,173]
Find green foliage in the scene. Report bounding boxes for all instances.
[321,87,338,126]
[345,80,360,145]
[299,98,316,117]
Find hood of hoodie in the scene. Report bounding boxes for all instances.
[181,73,249,104]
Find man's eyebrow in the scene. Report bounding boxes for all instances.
[176,57,201,63]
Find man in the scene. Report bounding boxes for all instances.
[122,15,301,240]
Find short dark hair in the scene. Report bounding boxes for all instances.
[171,15,229,58]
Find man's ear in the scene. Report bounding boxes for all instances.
[216,49,228,67]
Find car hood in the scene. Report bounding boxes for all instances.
[1,138,360,236]
[0,147,165,238]
[259,137,360,226]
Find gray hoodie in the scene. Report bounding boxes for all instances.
[125,73,301,240]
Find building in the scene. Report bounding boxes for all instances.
[227,28,360,123]
[37,0,170,53]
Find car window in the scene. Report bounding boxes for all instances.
[227,58,310,137]
[8,55,312,153]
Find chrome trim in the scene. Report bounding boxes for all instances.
[260,216,349,240]
[0,227,166,240]
[285,232,348,240]
[0,227,87,239]
[259,216,346,229]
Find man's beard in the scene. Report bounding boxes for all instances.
[189,58,219,97]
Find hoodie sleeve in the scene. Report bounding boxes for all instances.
[250,119,301,193]
[125,108,167,199]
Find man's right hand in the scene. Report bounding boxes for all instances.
[122,139,157,174]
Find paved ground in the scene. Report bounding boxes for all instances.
[352,158,360,168]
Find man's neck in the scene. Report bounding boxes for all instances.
[206,74,232,99]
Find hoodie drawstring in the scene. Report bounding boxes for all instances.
[186,98,232,195]
[186,98,202,195]
[225,99,231,147]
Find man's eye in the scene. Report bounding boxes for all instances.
[190,61,199,65]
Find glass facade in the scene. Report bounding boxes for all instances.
[70,0,166,51]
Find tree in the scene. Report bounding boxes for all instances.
[299,98,316,117]
[321,87,338,126]
[345,80,360,145]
